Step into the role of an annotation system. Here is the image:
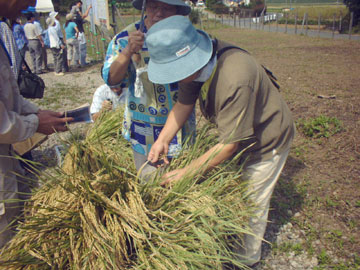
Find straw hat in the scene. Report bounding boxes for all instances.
[49,11,58,18]
[46,16,55,26]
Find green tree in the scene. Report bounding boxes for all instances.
[343,0,360,26]
[52,0,76,13]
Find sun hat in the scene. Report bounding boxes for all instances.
[46,17,55,26]
[132,0,191,16]
[66,13,73,21]
[146,15,213,84]
[49,11,58,18]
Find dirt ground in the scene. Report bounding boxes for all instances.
[32,27,359,268]
[207,28,360,267]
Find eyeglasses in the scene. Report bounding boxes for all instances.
[146,3,177,13]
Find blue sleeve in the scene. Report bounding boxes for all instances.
[12,25,19,41]
[102,30,134,88]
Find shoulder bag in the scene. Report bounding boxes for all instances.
[18,58,45,99]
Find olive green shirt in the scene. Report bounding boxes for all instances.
[179,40,295,163]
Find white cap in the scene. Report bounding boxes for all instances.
[49,11,58,18]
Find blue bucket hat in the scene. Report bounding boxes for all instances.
[146,15,213,84]
[132,0,191,16]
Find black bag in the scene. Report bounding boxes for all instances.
[18,59,45,99]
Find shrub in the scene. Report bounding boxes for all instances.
[297,115,343,138]
[189,8,201,24]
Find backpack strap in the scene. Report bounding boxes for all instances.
[216,44,280,90]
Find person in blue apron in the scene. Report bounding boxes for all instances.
[102,0,195,178]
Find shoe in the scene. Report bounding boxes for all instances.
[35,71,43,75]
[54,72,65,76]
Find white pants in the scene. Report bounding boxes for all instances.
[235,148,290,266]
[66,38,79,63]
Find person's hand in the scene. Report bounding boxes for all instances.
[123,30,144,57]
[101,100,113,111]
[148,140,169,165]
[40,41,44,48]
[36,110,73,135]
[160,168,186,187]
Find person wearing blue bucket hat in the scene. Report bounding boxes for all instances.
[101,0,195,178]
[146,15,295,267]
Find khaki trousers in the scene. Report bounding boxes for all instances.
[236,148,290,266]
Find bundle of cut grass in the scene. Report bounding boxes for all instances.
[0,109,255,270]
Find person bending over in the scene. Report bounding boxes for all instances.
[146,15,295,267]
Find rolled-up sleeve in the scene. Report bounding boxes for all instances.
[102,31,132,88]
[0,101,39,144]
[216,85,255,144]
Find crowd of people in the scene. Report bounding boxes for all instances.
[6,1,92,76]
[0,0,295,268]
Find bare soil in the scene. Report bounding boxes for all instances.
[207,28,360,266]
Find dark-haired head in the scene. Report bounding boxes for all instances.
[26,12,35,21]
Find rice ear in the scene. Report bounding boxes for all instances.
[0,109,255,270]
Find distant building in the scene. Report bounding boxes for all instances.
[225,0,251,7]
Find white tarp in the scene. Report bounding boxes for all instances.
[26,0,54,13]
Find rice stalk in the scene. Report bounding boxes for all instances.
[0,109,256,270]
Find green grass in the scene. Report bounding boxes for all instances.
[274,242,304,255]
[33,83,93,112]
[297,115,343,139]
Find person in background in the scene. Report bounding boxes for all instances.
[70,1,92,66]
[49,11,68,73]
[46,16,65,76]
[11,17,28,59]
[33,13,48,72]
[0,0,74,249]
[145,16,295,267]
[101,0,195,178]
[24,12,44,74]
[0,17,35,175]
[0,18,22,78]
[64,13,80,69]
[70,1,92,33]
[90,84,125,121]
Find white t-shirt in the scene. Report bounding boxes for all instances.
[34,21,43,34]
[48,25,61,49]
[24,22,41,40]
[54,19,64,39]
[90,84,126,115]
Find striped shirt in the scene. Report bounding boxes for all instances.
[0,22,21,78]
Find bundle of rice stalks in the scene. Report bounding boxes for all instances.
[0,109,255,270]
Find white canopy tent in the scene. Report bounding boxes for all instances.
[25,0,54,13]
